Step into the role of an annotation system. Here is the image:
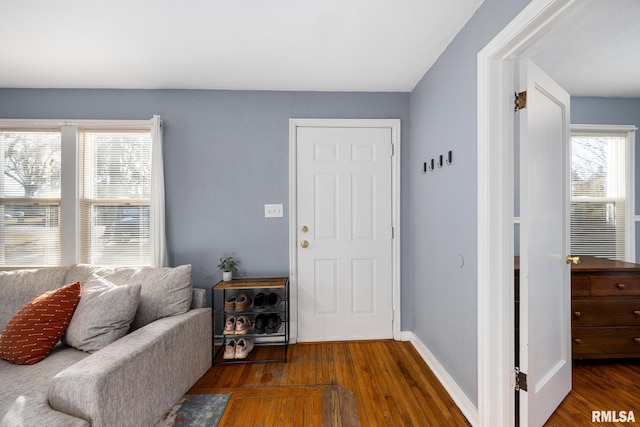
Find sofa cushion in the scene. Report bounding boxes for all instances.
[64,276,141,353]
[0,267,69,331]
[0,344,90,426]
[65,264,193,331]
[0,282,81,365]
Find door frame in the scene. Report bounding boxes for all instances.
[288,118,402,344]
[477,0,578,425]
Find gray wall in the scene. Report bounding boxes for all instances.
[408,0,531,407]
[571,97,640,259]
[0,89,410,317]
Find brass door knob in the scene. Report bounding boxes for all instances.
[301,240,309,249]
[566,255,581,265]
[301,225,309,233]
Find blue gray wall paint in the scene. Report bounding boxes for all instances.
[409,0,531,408]
[571,97,640,258]
[0,89,410,319]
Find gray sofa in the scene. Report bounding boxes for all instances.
[0,264,212,427]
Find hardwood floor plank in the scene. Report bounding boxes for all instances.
[191,340,470,426]
[199,342,640,426]
[546,359,640,426]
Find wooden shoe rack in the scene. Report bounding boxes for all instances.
[212,277,289,365]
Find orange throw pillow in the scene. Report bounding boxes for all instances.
[0,281,81,365]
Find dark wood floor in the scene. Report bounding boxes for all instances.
[546,358,640,426]
[190,341,640,426]
[190,340,470,426]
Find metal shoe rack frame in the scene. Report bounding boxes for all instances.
[212,277,289,365]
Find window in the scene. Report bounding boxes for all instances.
[0,130,62,266]
[570,125,636,262]
[0,118,165,268]
[80,130,152,265]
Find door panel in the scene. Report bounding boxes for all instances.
[296,126,393,341]
[518,59,572,426]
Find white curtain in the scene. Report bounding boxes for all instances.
[150,115,168,267]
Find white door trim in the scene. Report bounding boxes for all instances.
[289,118,402,344]
[476,1,578,426]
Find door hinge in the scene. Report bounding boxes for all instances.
[391,142,394,156]
[515,367,528,392]
[392,226,395,238]
[515,91,527,111]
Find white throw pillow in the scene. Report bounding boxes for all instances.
[64,275,141,353]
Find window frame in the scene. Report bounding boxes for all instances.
[570,124,637,262]
[0,119,159,269]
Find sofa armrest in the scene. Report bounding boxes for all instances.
[191,288,207,309]
[48,308,212,427]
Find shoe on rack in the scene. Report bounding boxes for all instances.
[254,313,267,334]
[235,294,252,311]
[223,339,236,359]
[235,315,252,334]
[266,313,282,334]
[253,293,266,310]
[235,338,254,359]
[265,292,282,308]
[224,295,237,312]
[223,316,237,334]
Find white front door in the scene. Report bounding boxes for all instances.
[295,124,394,341]
[518,59,572,426]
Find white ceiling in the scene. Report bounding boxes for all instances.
[522,0,640,98]
[0,0,484,92]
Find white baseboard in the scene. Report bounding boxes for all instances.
[400,331,479,427]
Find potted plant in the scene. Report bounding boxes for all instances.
[218,256,238,281]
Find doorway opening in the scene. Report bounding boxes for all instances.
[477,0,580,425]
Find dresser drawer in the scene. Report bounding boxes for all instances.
[572,326,640,358]
[571,274,589,296]
[589,275,640,296]
[572,300,640,326]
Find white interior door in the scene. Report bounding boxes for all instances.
[518,59,572,426]
[295,125,393,341]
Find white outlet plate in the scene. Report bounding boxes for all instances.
[264,204,284,218]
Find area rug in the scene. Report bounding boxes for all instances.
[155,393,231,427]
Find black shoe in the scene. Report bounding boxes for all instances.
[265,292,282,308]
[266,313,282,334]
[254,313,267,334]
[253,293,266,310]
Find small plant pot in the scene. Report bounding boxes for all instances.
[222,271,233,282]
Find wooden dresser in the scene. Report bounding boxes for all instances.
[515,256,640,359]
[571,256,640,359]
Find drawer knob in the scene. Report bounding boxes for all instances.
[634,310,640,317]
[573,338,581,344]
[616,283,626,290]
[634,338,640,344]
[573,311,582,318]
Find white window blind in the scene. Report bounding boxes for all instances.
[80,130,152,266]
[570,126,635,262]
[0,130,61,267]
